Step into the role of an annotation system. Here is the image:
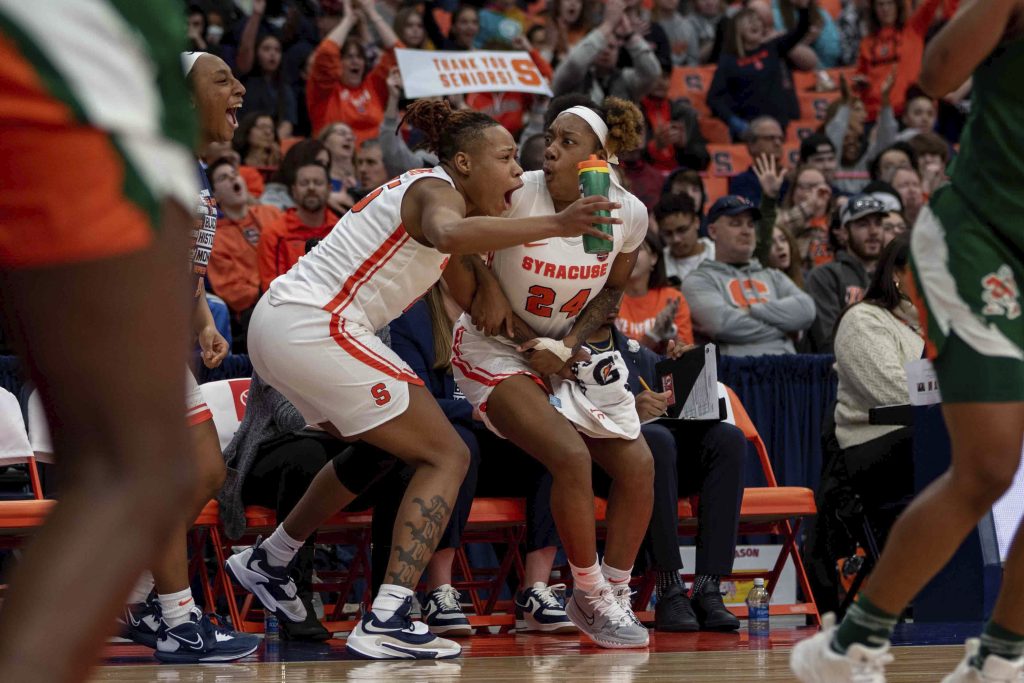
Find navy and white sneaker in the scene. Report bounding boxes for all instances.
[225,537,307,622]
[154,608,260,663]
[422,585,472,636]
[118,596,162,648]
[346,596,461,660]
[515,582,577,634]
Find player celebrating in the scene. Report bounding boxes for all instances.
[792,2,1024,681]
[449,94,655,649]
[226,99,619,660]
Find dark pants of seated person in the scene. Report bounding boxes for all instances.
[241,430,401,615]
[367,422,480,594]
[804,427,913,616]
[472,425,559,554]
[594,422,746,595]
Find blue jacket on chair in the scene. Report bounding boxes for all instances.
[388,300,475,427]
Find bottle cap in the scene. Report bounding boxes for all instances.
[578,154,610,172]
[753,578,765,587]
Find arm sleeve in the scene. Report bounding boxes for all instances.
[909,0,944,36]
[748,273,816,332]
[257,221,280,292]
[620,34,662,99]
[207,246,258,313]
[308,38,342,109]
[805,267,841,353]
[674,291,694,345]
[681,272,781,343]
[825,104,851,152]
[706,62,738,123]
[380,114,435,176]
[834,310,913,407]
[552,28,605,96]
[774,7,811,55]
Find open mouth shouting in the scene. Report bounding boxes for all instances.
[226,104,241,130]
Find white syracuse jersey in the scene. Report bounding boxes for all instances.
[266,167,453,331]
[488,170,647,338]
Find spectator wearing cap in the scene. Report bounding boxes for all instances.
[728,116,785,206]
[799,133,844,195]
[804,194,886,353]
[862,181,907,245]
[656,193,714,284]
[682,196,815,356]
[707,2,811,140]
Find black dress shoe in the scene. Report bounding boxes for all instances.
[280,593,331,642]
[654,585,699,632]
[692,582,740,632]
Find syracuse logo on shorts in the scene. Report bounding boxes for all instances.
[980,265,1021,321]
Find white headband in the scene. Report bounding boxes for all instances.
[181,51,206,77]
[561,106,618,164]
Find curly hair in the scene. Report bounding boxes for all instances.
[543,94,644,158]
[401,99,499,163]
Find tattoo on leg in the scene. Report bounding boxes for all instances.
[386,495,452,588]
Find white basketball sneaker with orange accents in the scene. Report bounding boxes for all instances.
[790,613,893,683]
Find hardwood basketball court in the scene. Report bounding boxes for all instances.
[91,622,971,681]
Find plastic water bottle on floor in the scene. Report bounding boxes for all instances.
[746,578,769,637]
[264,611,280,661]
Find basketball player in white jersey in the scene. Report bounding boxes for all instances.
[226,99,620,659]
[449,94,656,649]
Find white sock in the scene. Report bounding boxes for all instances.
[371,584,414,621]
[570,558,605,595]
[158,588,194,628]
[601,560,632,586]
[262,525,304,568]
[127,570,155,605]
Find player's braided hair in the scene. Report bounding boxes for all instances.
[401,99,500,164]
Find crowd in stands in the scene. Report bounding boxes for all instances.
[39,0,960,626]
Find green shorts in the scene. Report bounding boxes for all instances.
[910,185,1024,403]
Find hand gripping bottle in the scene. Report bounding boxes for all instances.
[578,155,613,254]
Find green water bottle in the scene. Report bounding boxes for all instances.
[578,155,613,254]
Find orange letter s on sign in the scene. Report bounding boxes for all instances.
[511,58,541,87]
[371,382,392,406]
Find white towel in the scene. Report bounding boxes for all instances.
[551,350,641,440]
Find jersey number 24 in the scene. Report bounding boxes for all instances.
[525,286,591,318]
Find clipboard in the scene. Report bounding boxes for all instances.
[651,344,725,422]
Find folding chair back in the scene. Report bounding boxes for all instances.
[0,388,42,499]
[199,378,252,452]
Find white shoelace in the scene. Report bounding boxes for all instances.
[610,584,644,626]
[586,585,636,628]
[434,585,462,612]
[535,583,566,611]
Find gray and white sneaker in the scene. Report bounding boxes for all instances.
[225,537,307,623]
[565,584,649,649]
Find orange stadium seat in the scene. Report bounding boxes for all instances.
[799,90,841,121]
[820,0,842,18]
[698,116,731,144]
[668,65,716,103]
[787,118,822,145]
[784,143,802,169]
[706,144,753,177]
[792,70,818,93]
[702,174,730,206]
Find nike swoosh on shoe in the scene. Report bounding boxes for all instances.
[170,632,205,649]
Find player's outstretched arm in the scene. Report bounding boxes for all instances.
[403,181,620,254]
[920,0,1019,97]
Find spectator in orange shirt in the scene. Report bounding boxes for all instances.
[616,231,694,353]
[258,161,339,290]
[207,158,282,321]
[307,0,401,142]
[854,0,943,121]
